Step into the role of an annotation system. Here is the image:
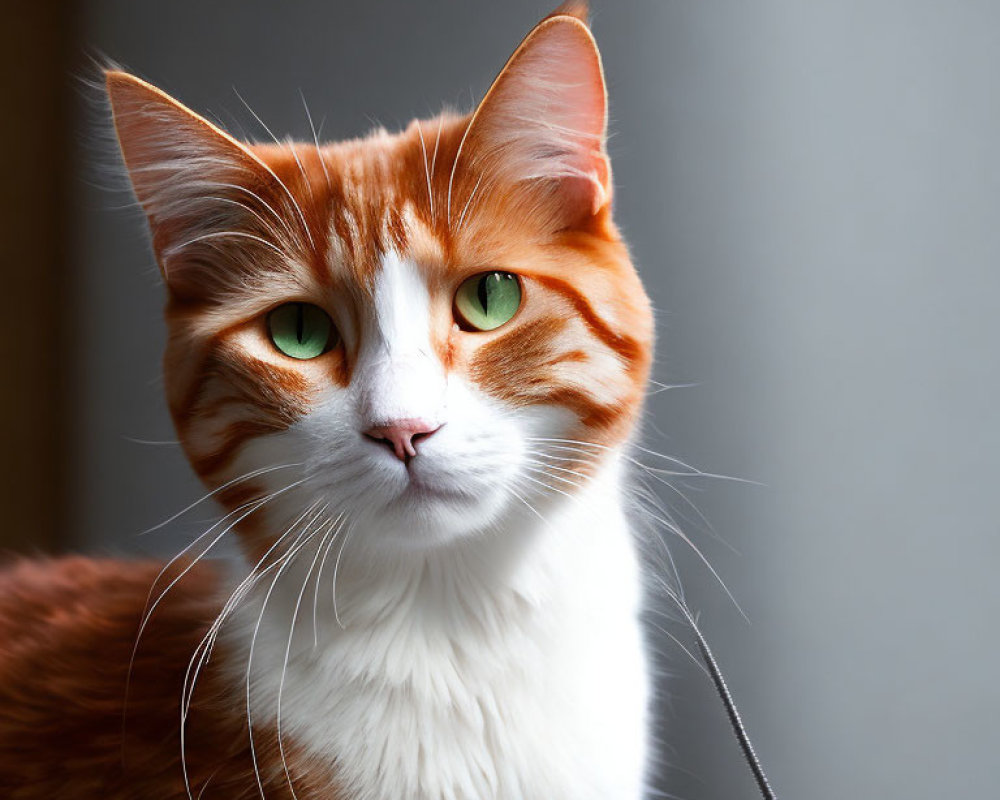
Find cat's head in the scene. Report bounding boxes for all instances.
[107,4,652,555]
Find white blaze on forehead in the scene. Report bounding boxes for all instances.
[356,251,445,427]
[373,251,433,357]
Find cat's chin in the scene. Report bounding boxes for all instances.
[367,474,508,550]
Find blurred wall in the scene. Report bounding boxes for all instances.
[63,1,1000,799]
[0,0,76,554]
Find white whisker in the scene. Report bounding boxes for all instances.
[177,484,311,800]
[446,115,475,228]
[300,90,332,192]
[140,462,301,537]
[524,462,586,492]
[643,507,747,623]
[455,172,484,233]
[200,195,290,241]
[232,88,316,249]
[312,514,347,647]
[430,116,443,190]
[277,510,338,798]
[505,483,548,526]
[526,437,747,619]
[167,230,288,259]
[129,477,306,741]
[524,455,592,484]
[518,471,577,502]
[246,503,327,800]
[287,139,315,201]
[197,180,297,241]
[646,617,711,681]
[646,379,698,396]
[330,519,357,630]
[415,120,435,220]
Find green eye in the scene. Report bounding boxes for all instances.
[267,303,335,359]
[454,272,522,331]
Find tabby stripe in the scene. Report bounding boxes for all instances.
[531,274,644,373]
[191,419,289,477]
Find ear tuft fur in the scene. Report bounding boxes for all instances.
[547,1,590,25]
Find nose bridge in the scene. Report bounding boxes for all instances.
[358,347,444,426]
[355,252,445,426]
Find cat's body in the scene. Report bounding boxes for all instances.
[230,458,647,800]
[0,464,645,799]
[0,5,656,798]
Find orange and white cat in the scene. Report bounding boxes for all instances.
[0,4,654,798]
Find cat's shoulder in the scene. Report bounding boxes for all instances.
[0,555,223,663]
[0,556,339,799]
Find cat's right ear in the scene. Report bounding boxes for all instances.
[455,5,610,230]
[105,71,282,297]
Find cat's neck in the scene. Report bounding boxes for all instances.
[231,452,636,640]
[218,452,648,800]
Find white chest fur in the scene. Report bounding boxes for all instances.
[224,461,649,800]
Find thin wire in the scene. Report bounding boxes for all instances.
[681,602,777,800]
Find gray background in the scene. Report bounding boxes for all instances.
[71,1,1000,798]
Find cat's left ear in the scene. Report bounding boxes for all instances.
[461,3,610,224]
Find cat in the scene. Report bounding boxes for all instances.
[0,3,656,798]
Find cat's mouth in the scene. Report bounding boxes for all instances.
[398,473,477,505]
[364,465,498,544]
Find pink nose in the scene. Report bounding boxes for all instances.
[363,419,441,463]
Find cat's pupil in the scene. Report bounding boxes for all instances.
[295,303,305,343]
[477,276,491,312]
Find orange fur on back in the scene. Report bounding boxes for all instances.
[0,558,337,798]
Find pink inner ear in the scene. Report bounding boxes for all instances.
[464,16,611,219]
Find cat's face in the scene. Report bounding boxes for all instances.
[108,7,652,554]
